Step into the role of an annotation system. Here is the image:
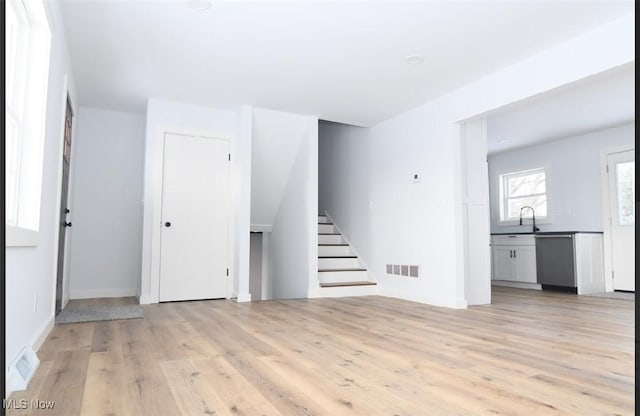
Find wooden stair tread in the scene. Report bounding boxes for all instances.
[319,281,377,288]
[318,268,367,272]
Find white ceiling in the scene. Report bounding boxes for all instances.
[486,62,635,155]
[60,0,634,127]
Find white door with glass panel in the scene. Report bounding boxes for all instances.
[159,133,230,302]
[607,150,634,291]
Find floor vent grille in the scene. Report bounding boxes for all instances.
[8,346,40,392]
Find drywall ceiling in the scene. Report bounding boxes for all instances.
[60,1,634,126]
[486,62,635,155]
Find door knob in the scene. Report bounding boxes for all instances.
[164,222,171,227]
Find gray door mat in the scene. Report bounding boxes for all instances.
[55,305,144,324]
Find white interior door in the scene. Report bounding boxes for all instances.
[160,133,230,302]
[607,149,634,291]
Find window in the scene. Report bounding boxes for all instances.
[5,0,30,225]
[616,161,635,225]
[499,167,548,222]
[5,0,52,246]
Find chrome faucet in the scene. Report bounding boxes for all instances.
[519,206,540,233]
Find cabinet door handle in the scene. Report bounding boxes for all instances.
[510,250,513,258]
[514,250,517,259]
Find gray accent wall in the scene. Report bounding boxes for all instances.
[68,107,145,298]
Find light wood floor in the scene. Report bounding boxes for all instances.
[9,287,634,415]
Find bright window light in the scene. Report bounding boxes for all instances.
[5,0,52,246]
[499,167,548,222]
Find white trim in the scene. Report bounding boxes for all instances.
[236,293,252,303]
[32,315,55,352]
[250,224,272,232]
[495,162,554,227]
[149,127,234,304]
[492,281,542,290]
[138,294,154,305]
[380,288,467,309]
[70,288,138,299]
[5,226,39,246]
[600,145,634,293]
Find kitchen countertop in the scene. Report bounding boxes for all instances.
[491,231,604,235]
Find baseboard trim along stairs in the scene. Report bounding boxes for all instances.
[317,212,377,296]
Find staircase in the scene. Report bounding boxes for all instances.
[317,213,377,295]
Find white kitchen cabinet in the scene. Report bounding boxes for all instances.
[491,235,537,283]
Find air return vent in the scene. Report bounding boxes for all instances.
[8,346,40,392]
[386,264,420,278]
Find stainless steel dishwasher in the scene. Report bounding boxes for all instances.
[535,234,577,292]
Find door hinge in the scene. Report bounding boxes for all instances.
[228,154,231,161]
[612,270,615,279]
[606,164,609,173]
[226,268,229,276]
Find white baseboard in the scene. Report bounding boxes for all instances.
[380,288,468,309]
[236,292,252,302]
[70,288,138,299]
[466,289,491,306]
[310,284,379,298]
[138,294,155,305]
[492,280,542,290]
[32,315,55,352]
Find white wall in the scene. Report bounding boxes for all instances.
[251,108,314,230]
[5,0,78,395]
[67,107,145,298]
[139,99,251,303]
[489,123,635,234]
[317,14,633,308]
[254,109,318,299]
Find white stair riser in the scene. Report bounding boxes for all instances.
[318,234,343,244]
[318,223,335,233]
[318,270,369,283]
[318,216,331,224]
[318,257,362,269]
[310,284,378,298]
[318,245,352,257]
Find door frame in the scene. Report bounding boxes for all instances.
[600,145,634,292]
[150,127,234,303]
[51,77,75,312]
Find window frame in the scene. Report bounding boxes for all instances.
[497,166,553,226]
[5,0,53,247]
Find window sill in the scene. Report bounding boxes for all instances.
[5,226,39,247]
[497,218,553,227]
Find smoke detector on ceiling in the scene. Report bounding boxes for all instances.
[187,0,212,11]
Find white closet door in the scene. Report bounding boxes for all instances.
[159,133,230,302]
